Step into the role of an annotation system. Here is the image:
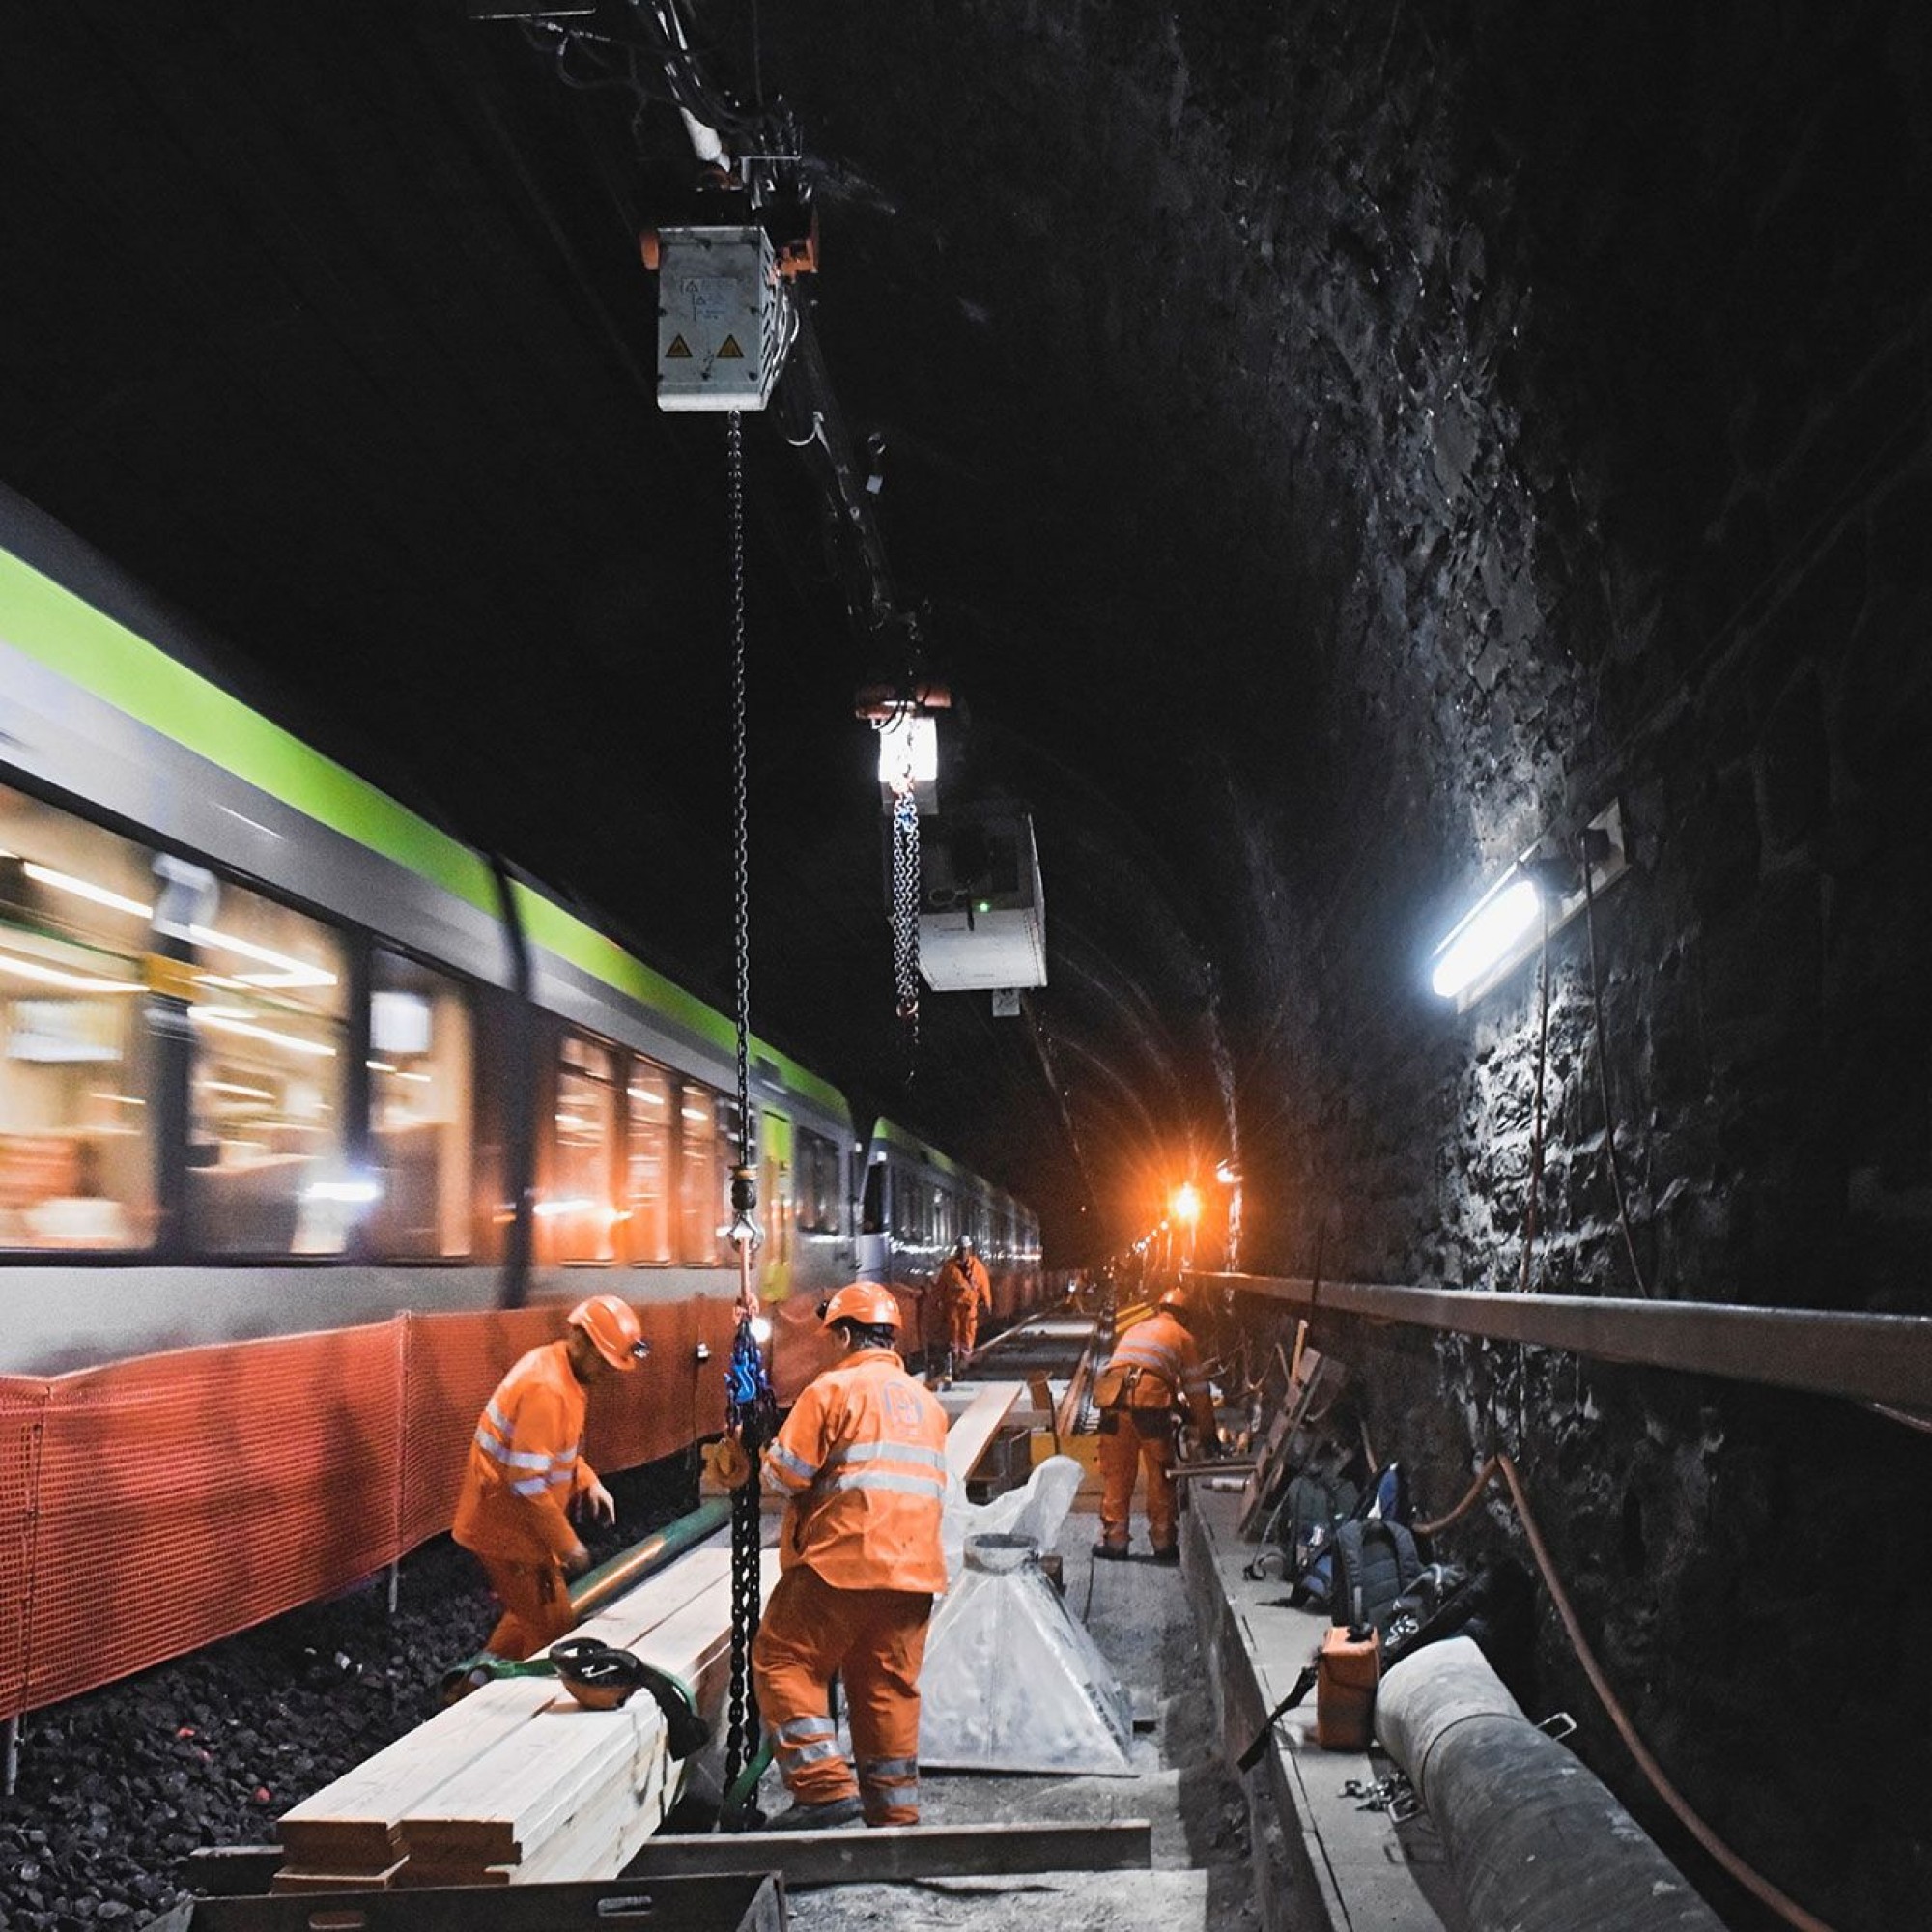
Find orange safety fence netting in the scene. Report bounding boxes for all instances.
[0,1293,735,1721]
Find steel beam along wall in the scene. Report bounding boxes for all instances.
[0,1296,739,1721]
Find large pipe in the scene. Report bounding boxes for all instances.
[1376,1638,1725,1932]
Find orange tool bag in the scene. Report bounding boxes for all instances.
[1315,1622,1381,1751]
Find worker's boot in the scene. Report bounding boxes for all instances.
[1092,1538,1129,1562]
[766,1795,865,1832]
[1150,1543,1180,1566]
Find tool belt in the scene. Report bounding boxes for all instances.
[1095,1363,1178,1435]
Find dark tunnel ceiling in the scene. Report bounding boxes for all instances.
[0,0,1249,1248]
[2,3,1920,1255]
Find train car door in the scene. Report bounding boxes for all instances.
[759,1107,795,1299]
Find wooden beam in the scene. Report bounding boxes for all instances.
[275,1547,736,1884]
[623,1817,1155,1885]
[943,1381,1026,1481]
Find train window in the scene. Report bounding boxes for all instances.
[185,876,348,1254]
[759,1117,793,1280]
[861,1159,886,1236]
[0,783,156,1249]
[625,1059,674,1264]
[551,1035,618,1263]
[366,952,472,1259]
[796,1128,840,1235]
[898,1166,925,1246]
[678,1084,723,1264]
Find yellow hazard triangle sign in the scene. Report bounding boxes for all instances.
[665,334,693,359]
[716,334,745,360]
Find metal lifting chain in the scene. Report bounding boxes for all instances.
[889,742,922,1075]
[722,408,775,1818]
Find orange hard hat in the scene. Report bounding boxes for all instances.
[819,1282,903,1332]
[569,1294,650,1370]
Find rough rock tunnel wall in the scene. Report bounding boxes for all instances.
[1170,5,1932,1927]
[778,5,1927,1916]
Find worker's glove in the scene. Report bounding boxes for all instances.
[562,1541,593,1579]
[579,1477,617,1526]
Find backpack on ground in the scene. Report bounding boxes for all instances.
[1244,1462,1357,1583]
[1280,1468,1358,1571]
[1293,1459,1411,1610]
[1328,1517,1424,1632]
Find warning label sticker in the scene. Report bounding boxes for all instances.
[665,334,693,359]
[716,334,746,360]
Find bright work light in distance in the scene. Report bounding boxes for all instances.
[1170,1182,1202,1226]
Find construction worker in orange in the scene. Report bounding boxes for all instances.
[452,1294,651,1669]
[1093,1286,1220,1564]
[754,1283,950,1831]
[933,1234,992,1382]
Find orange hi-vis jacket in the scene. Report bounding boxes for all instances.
[763,1348,950,1593]
[935,1252,991,1312]
[452,1340,598,1566]
[1094,1308,1216,1436]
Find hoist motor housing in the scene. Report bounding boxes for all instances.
[655,226,789,412]
[917,808,1049,993]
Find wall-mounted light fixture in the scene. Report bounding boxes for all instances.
[1430,801,1629,1009]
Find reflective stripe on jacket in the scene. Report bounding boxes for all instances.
[762,1347,950,1592]
[935,1255,991,1312]
[452,1340,593,1564]
[1093,1310,1216,1435]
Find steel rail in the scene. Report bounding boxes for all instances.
[1188,1271,1932,1410]
[571,1495,732,1623]
[1054,1314,1109,1443]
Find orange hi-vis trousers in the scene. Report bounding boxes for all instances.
[947,1298,980,1356]
[753,1563,934,1825]
[477,1553,577,1662]
[1097,1414,1178,1554]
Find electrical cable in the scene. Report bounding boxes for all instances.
[1518,899,1551,1293]
[1415,1455,1837,1932]
[1581,835,1652,1296]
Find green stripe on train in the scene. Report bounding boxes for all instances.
[0,548,498,914]
[2,550,853,1122]
[0,553,858,1121]
[511,884,848,1118]
[875,1117,964,1176]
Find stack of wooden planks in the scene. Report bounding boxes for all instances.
[272,1543,776,1891]
[273,1384,1027,1892]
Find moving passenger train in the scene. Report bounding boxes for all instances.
[0,485,1040,1386]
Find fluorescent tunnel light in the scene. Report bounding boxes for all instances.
[1430,875,1543,1000]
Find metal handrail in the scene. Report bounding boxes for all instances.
[1188,1270,1932,1411]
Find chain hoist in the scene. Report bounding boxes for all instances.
[719,408,775,1819]
[887,729,922,1075]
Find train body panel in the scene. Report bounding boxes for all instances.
[0,487,1030,1388]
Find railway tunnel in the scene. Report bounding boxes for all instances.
[0,3,1928,1929]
